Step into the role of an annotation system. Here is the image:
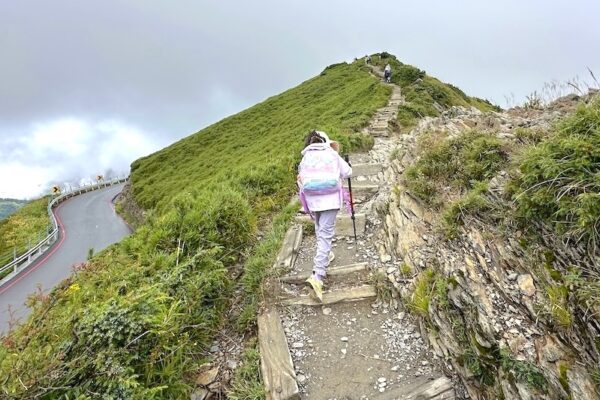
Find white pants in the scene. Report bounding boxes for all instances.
[313,209,338,277]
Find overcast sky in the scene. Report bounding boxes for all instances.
[1,0,598,199]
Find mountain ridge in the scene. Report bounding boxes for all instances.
[0,53,525,398]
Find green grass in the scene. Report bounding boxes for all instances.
[236,201,298,332]
[400,262,412,277]
[591,367,600,392]
[499,349,547,390]
[0,61,391,398]
[404,130,508,207]
[130,62,390,212]
[407,268,436,317]
[458,348,496,387]
[540,284,573,328]
[370,53,500,130]
[457,347,547,391]
[407,268,453,317]
[514,127,547,145]
[509,98,600,248]
[558,362,570,392]
[228,339,265,400]
[0,189,248,398]
[0,197,50,266]
[440,182,501,239]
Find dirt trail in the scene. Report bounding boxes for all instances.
[259,69,456,400]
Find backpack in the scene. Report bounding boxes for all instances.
[298,148,341,196]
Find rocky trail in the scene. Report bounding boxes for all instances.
[258,70,456,400]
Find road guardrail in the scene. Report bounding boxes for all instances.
[0,176,129,287]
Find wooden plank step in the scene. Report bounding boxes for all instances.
[281,285,376,306]
[273,225,303,271]
[258,308,301,400]
[280,262,369,284]
[295,213,366,237]
[373,376,455,399]
[351,163,383,177]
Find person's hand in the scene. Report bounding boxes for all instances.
[330,141,340,153]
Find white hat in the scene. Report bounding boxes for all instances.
[315,130,331,144]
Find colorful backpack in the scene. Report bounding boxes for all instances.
[298,148,341,196]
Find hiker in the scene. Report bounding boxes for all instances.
[365,54,372,64]
[384,63,392,83]
[298,130,352,301]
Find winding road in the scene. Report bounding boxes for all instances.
[0,184,131,334]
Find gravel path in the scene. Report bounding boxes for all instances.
[275,80,455,399]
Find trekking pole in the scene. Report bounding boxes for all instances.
[343,154,357,243]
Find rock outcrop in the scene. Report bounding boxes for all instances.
[374,98,600,399]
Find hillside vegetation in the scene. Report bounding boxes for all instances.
[131,62,390,212]
[0,199,28,221]
[393,95,600,398]
[0,198,50,269]
[371,52,500,130]
[0,61,391,398]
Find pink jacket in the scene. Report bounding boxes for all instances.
[299,143,352,212]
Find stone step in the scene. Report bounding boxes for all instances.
[343,182,379,196]
[372,376,455,399]
[370,122,390,127]
[280,262,369,284]
[295,213,366,237]
[280,285,377,306]
[370,129,389,137]
[351,163,383,177]
[258,308,301,400]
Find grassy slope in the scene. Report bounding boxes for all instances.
[0,198,49,267]
[131,62,390,212]
[371,52,500,130]
[0,62,391,398]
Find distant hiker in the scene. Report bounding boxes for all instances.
[298,130,352,301]
[384,63,392,83]
[365,54,372,64]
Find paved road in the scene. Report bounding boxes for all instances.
[0,184,131,334]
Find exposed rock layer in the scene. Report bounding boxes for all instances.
[374,97,600,399]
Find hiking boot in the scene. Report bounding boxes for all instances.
[306,275,324,302]
[328,251,335,263]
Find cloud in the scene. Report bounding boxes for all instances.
[0,119,161,199]
[0,0,599,198]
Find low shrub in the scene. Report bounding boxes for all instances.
[514,127,547,144]
[0,197,50,265]
[0,187,254,397]
[405,131,508,206]
[499,349,547,390]
[510,99,600,248]
[407,268,436,317]
[441,183,493,238]
[236,201,297,332]
[397,104,423,130]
